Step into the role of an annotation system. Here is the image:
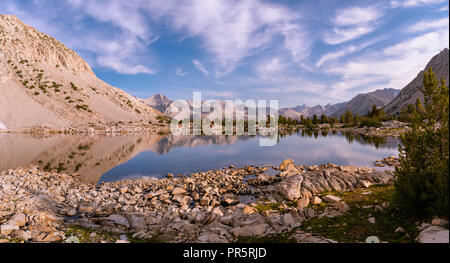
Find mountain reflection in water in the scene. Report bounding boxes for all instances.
[0,131,399,184]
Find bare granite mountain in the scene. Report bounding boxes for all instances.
[384,48,449,115]
[0,15,161,131]
[144,94,277,119]
[147,88,398,120]
[278,88,399,119]
[332,88,400,117]
[279,102,348,119]
[144,94,174,116]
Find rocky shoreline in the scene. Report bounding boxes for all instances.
[374,156,400,167]
[0,159,447,243]
[278,121,409,138]
[0,122,171,135]
[1,120,408,138]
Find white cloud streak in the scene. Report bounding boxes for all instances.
[141,0,310,77]
[193,60,210,75]
[324,5,384,45]
[316,38,382,68]
[323,27,449,100]
[407,17,449,32]
[391,0,446,7]
[176,68,191,76]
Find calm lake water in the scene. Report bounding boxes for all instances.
[0,131,399,184]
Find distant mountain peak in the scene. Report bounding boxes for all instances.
[146,94,171,105]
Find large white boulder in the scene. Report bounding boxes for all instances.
[417,226,449,243]
[276,174,303,200]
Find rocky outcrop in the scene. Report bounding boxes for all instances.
[272,162,393,202]
[0,159,396,243]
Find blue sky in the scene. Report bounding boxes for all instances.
[2,0,449,107]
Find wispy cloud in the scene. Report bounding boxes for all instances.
[175,68,191,76]
[193,60,210,75]
[391,0,446,7]
[324,27,449,99]
[141,0,310,77]
[324,5,384,45]
[5,0,311,78]
[255,57,286,79]
[332,6,384,26]
[316,38,382,67]
[407,17,449,32]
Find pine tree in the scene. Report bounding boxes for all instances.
[354,112,360,123]
[312,114,318,124]
[415,98,425,114]
[344,110,353,125]
[393,68,449,218]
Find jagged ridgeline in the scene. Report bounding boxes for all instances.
[0,15,161,131]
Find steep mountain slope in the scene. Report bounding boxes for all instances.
[0,15,161,131]
[332,88,400,117]
[384,48,449,115]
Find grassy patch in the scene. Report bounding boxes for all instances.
[78,144,90,150]
[156,115,171,124]
[64,225,164,243]
[254,200,297,213]
[299,185,419,243]
[64,225,120,243]
[254,203,283,213]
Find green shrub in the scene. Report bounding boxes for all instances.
[393,68,449,218]
[358,117,382,128]
[75,104,89,111]
[70,82,78,91]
